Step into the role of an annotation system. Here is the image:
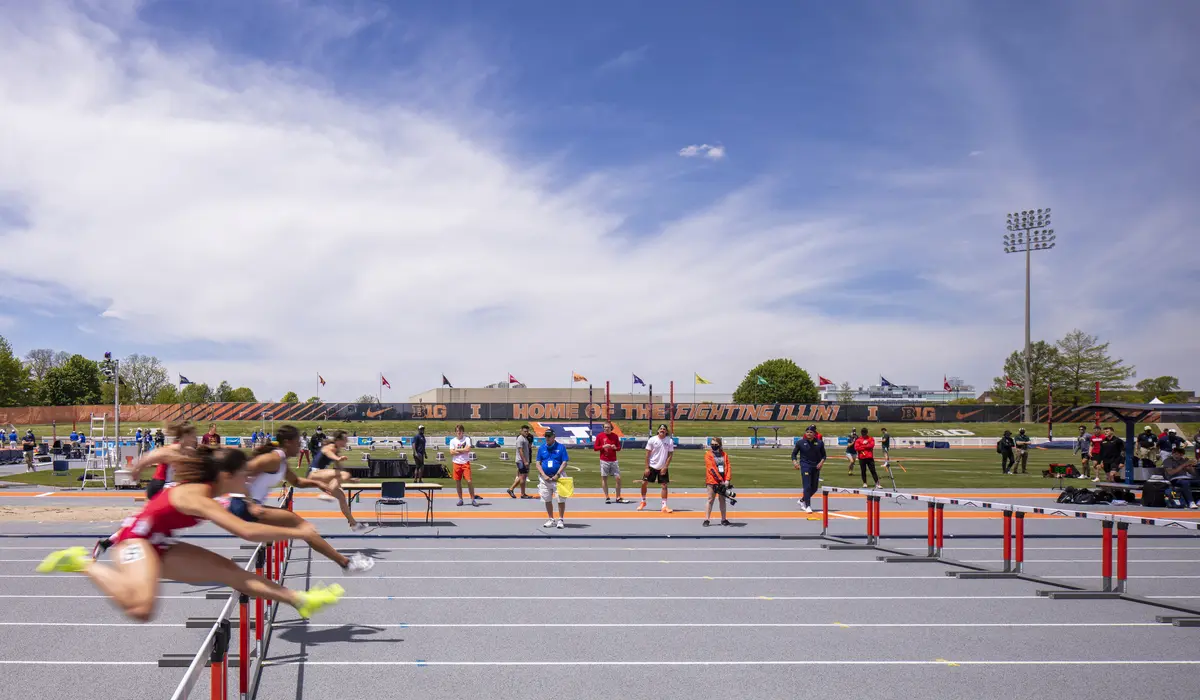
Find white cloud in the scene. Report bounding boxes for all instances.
[968,150,984,157]
[597,45,648,73]
[0,4,840,399]
[678,143,725,160]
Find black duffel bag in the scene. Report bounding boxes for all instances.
[1142,480,1168,508]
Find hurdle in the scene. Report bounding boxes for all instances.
[819,485,1200,616]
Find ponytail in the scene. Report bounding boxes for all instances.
[254,424,300,455]
[166,420,195,442]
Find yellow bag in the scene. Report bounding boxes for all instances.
[556,476,574,499]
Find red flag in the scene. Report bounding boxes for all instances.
[944,376,952,392]
[1005,375,1022,389]
[318,375,326,387]
[381,375,391,389]
[509,373,520,385]
[818,376,833,387]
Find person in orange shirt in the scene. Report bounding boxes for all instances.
[854,427,879,489]
[703,437,733,527]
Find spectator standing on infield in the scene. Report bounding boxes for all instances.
[997,431,1015,474]
[854,427,879,488]
[638,424,674,513]
[1096,427,1125,482]
[844,429,857,475]
[537,428,570,529]
[448,424,481,507]
[1074,426,1090,478]
[1089,428,1104,479]
[703,437,732,526]
[1136,427,1159,469]
[1013,428,1031,474]
[507,425,532,499]
[594,421,626,504]
[791,425,825,513]
[880,428,891,461]
[201,424,220,446]
[412,425,427,483]
[22,430,37,472]
[7,427,16,448]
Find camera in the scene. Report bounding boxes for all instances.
[714,482,737,506]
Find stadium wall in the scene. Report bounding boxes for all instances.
[0,402,1156,425]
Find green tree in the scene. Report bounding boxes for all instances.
[835,381,855,403]
[120,354,170,403]
[215,381,234,402]
[732,358,819,404]
[100,381,135,405]
[1136,376,1182,403]
[227,387,256,402]
[23,349,70,382]
[41,354,101,405]
[989,340,1062,405]
[180,382,213,403]
[1055,329,1136,406]
[355,394,378,404]
[281,391,300,403]
[153,385,180,403]
[0,336,33,406]
[306,396,322,403]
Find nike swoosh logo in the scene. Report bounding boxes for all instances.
[366,408,390,418]
[955,410,983,420]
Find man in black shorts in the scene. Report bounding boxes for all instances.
[411,425,426,482]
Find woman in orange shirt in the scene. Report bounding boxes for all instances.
[704,437,732,527]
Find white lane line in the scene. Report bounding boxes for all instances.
[8,574,1200,581]
[0,595,208,599]
[0,661,157,666]
[895,546,1200,552]
[33,492,55,498]
[263,660,1200,667]
[282,622,1162,629]
[0,622,179,627]
[307,595,1045,601]
[827,512,860,520]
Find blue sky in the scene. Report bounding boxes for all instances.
[0,0,1196,401]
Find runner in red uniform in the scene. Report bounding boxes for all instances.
[36,446,343,622]
[129,421,197,500]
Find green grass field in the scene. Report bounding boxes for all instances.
[11,418,1190,440]
[0,445,1092,490]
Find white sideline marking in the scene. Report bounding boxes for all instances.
[827,512,860,520]
[265,660,1200,667]
[9,573,1200,581]
[308,595,1044,601]
[34,492,54,498]
[0,622,178,627]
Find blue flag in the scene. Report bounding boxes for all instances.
[880,376,892,387]
[179,375,194,386]
[632,374,645,386]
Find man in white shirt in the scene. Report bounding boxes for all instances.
[448,424,481,507]
[639,424,674,513]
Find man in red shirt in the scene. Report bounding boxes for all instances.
[853,427,879,488]
[593,422,627,504]
[201,424,221,446]
[1088,428,1104,479]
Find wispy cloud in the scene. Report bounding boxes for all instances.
[678,143,725,160]
[597,45,648,73]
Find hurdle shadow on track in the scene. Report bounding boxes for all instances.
[277,623,403,646]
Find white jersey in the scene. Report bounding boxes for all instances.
[645,435,674,470]
[247,449,288,503]
[449,436,472,465]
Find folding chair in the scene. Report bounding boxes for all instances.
[375,481,408,526]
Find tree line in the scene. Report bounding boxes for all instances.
[0,335,258,407]
[988,329,1181,405]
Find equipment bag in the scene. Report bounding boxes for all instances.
[1057,486,1078,504]
[1142,481,1168,508]
[1072,489,1096,505]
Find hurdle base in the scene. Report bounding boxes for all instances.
[1173,618,1200,627]
[954,571,1021,579]
[879,555,941,563]
[1039,590,1122,600]
[206,591,231,600]
[1156,615,1200,624]
[823,543,876,550]
[159,654,246,668]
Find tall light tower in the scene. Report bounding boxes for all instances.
[1004,209,1055,424]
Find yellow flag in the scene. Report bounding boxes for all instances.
[695,373,712,385]
[572,372,588,383]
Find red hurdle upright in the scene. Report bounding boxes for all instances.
[209,619,230,700]
[255,547,266,650]
[1101,520,1114,591]
[1115,522,1128,594]
[820,491,829,535]
[238,594,249,698]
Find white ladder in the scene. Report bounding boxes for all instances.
[81,413,110,490]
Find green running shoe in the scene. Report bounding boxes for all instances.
[295,583,345,619]
[36,546,91,574]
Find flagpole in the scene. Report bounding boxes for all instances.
[693,373,697,406]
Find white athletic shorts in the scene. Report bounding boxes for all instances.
[600,460,620,477]
[538,479,563,504]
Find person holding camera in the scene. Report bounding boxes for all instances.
[703,437,733,526]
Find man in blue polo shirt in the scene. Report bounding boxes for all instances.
[791,424,826,513]
[537,428,570,529]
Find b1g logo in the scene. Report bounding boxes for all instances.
[900,407,937,421]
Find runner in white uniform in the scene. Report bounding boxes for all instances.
[225,425,373,572]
